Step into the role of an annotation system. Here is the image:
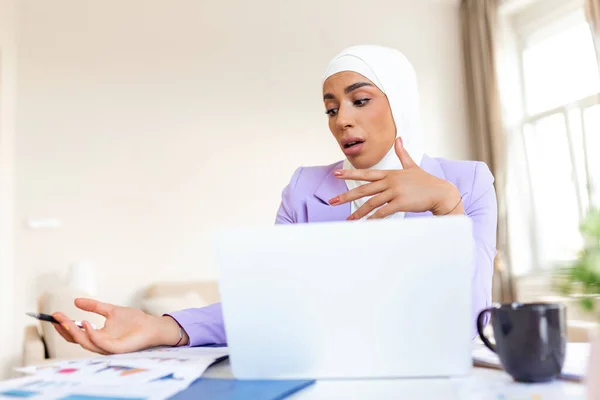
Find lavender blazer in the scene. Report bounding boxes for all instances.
[168,154,498,345]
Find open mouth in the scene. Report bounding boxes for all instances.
[343,140,365,149]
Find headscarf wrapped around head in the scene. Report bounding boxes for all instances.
[323,45,424,219]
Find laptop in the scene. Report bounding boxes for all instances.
[212,215,474,380]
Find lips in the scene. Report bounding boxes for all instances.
[343,140,364,149]
[340,137,365,156]
[341,137,365,149]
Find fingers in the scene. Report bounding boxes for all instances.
[333,169,388,182]
[58,316,109,355]
[75,298,115,318]
[367,203,398,220]
[394,137,417,169]
[51,313,75,344]
[82,321,121,355]
[329,180,387,206]
[53,323,75,343]
[348,191,394,220]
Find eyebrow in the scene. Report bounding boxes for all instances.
[323,81,374,100]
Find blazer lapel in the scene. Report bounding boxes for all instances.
[307,162,351,223]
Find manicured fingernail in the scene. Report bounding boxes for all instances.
[398,137,403,146]
[329,197,340,205]
[333,170,342,176]
[62,323,69,331]
[347,215,355,221]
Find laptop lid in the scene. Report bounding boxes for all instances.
[212,215,474,380]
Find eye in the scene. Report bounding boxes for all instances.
[354,98,371,107]
[325,108,338,117]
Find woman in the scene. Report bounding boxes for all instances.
[52,45,497,355]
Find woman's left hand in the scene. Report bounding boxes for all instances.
[328,137,464,220]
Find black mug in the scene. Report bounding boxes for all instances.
[477,302,567,383]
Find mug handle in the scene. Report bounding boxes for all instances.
[477,307,496,353]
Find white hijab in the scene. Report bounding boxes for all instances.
[323,45,425,219]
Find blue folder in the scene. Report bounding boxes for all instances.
[168,378,316,400]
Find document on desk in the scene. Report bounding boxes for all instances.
[472,342,590,381]
[7,346,229,399]
[0,375,192,400]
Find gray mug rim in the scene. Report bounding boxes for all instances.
[491,302,565,312]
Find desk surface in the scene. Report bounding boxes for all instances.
[203,359,586,400]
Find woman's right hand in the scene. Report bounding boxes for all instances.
[52,298,188,355]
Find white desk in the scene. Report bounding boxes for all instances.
[203,360,586,399]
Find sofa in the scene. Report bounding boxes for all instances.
[22,281,220,367]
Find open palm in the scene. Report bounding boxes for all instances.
[52,298,178,355]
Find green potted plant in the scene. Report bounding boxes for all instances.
[553,208,600,398]
[555,208,600,316]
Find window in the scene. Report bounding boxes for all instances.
[522,21,600,115]
[512,6,600,273]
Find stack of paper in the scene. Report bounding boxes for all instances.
[472,342,590,382]
[2,346,228,400]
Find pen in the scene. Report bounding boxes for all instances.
[26,312,97,330]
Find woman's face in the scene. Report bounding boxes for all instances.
[323,71,396,169]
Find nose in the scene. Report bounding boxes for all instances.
[335,104,355,131]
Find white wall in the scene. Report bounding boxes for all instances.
[0,0,17,379]
[14,0,470,358]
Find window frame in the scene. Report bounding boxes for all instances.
[508,0,600,275]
